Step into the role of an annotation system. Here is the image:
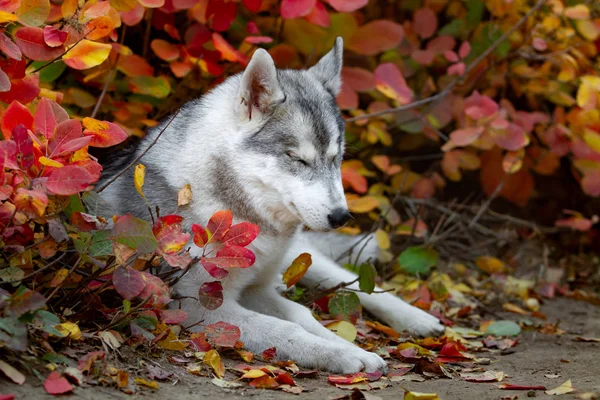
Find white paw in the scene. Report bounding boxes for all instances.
[388,307,445,337]
[325,345,387,374]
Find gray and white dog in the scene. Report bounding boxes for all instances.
[100,37,443,373]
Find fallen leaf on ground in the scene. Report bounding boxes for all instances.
[546,379,576,395]
[0,361,25,385]
[499,383,547,390]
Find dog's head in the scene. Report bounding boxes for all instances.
[233,38,349,232]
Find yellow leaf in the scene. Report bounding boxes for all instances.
[49,268,69,287]
[583,129,600,153]
[56,322,82,340]
[326,320,357,342]
[347,196,379,213]
[502,302,530,315]
[203,349,225,379]
[134,378,159,390]
[155,323,186,351]
[475,256,505,274]
[503,150,524,174]
[375,229,390,250]
[404,391,440,400]
[545,379,575,395]
[134,164,146,198]
[61,0,78,18]
[575,20,600,41]
[0,11,18,23]
[39,157,64,168]
[63,40,112,70]
[577,76,600,110]
[240,369,267,379]
[282,253,312,288]
[177,184,192,206]
[236,350,254,362]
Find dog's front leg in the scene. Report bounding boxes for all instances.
[286,234,445,336]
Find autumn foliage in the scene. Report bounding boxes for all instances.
[1,0,600,394]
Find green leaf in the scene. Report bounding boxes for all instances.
[123,299,131,314]
[110,215,158,254]
[72,231,91,255]
[34,61,67,83]
[358,263,376,294]
[485,320,521,337]
[438,19,466,37]
[0,266,24,285]
[328,291,361,323]
[63,194,85,219]
[398,246,439,275]
[33,310,63,336]
[465,0,485,29]
[89,230,112,257]
[128,76,171,98]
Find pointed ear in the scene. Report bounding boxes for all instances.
[237,48,284,121]
[309,37,344,96]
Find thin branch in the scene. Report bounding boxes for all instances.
[95,109,180,193]
[90,26,127,119]
[4,252,68,283]
[345,0,548,123]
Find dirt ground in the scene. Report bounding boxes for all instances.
[2,297,599,400]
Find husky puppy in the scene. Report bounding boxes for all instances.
[100,37,443,373]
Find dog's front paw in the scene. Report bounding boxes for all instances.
[388,306,445,337]
[325,346,387,374]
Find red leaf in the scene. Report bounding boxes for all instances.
[328,372,369,385]
[14,27,65,61]
[276,372,296,385]
[305,1,330,27]
[221,222,260,247]
[192,223,209,247]
[48,119,83,156]
[191,332,212,351]
[198,281,223,310]
[324,0,367,12]
[413,8,437,39]
[374,63,413,104]
[244,36,274,44]
[212,33,249,65]
[0,74,40,105]
[44,372,73,395]
[438,342,467,359]
[46,165,95,196]
[138,272,171,305]
[336,81,358,110]
[1,100,33,140]
[56,136,92,156]
[205,321,241,348]
[242,0,261,12]
[201,259,229,278]
[42,25,68,47]
[499,384,547,390]
[112,266,146,300]
[0,32,22,60]
[280,0,316,19]
[152,215,191,254]
[348,20,404,56]
[249,375,279,389]
[210,245,256,268]
[12,124,34,169]
[449,127,484,146]
[160,309,188,324]
[342,67,376,92]
[0,141,18,170]
[34,97,57,139]
[262,347,276,361]
[151,39,180,61]
[206,209,232,241]
[82,117,128,148]
[206,0,237,32]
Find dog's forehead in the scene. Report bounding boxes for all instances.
[278,71,345,154]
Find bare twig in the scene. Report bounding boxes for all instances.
[345,0,547,123]
[4,252,68,283]
[95,109,180,193]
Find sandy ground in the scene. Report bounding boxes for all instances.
[2,297,599,400]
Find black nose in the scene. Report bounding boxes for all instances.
[328,208,351,229]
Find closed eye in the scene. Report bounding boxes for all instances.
[286,151,309,166]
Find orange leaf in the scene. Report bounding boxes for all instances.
[63,39,111,70]
[282,253,312,288]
